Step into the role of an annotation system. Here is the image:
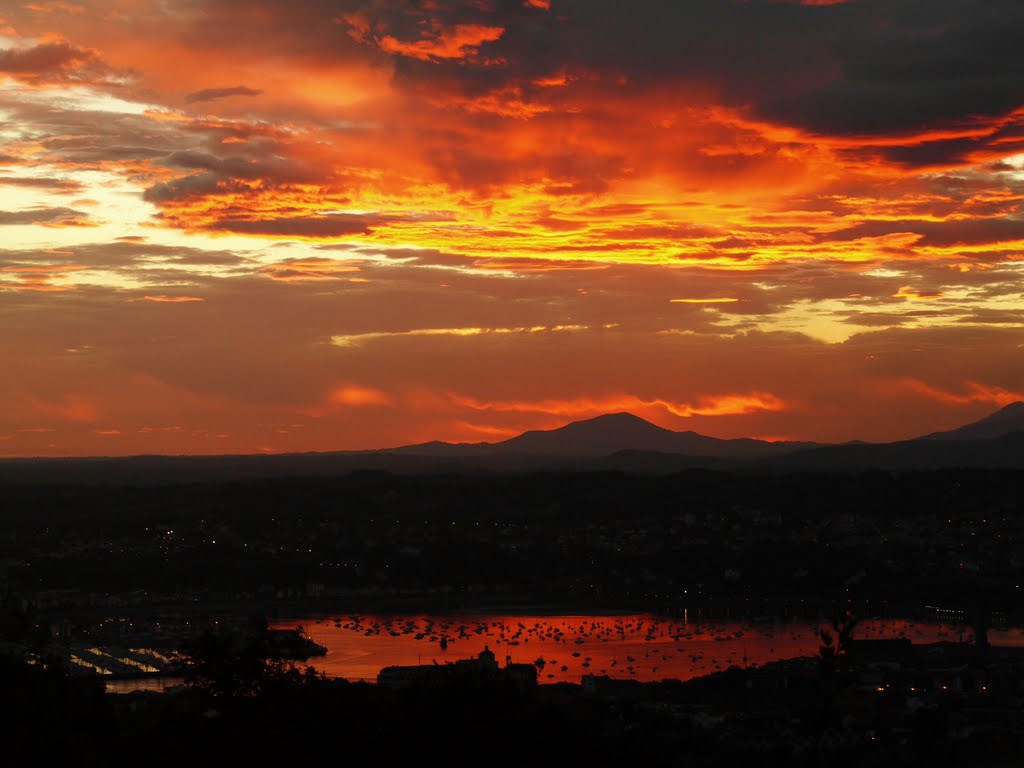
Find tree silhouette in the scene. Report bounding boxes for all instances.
[818,610,858,675]
[182,628,322,700]
[816,610,858,734]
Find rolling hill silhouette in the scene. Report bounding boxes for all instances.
[3,403,1023,484]
[768,401,1024,471]
[389,412,819,460]
[389,403,1024,471]
[916,401,1024,441]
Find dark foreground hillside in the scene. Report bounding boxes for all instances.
[2,467,1023,766]
[4,632,1022,768]
[2,468,1022,621]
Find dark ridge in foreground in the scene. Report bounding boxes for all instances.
[767,431,1024,472]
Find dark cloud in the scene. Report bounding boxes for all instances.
[0,39,128,88]
[0,97,303,187]
[0,41,97,74]
[562,0,1024,141]
[955,309,1024,325]
[143,148,334,204]
[767,1,1024,135]
[0,242,247,270]
[0,176,83,193]
[142,173,229,204]
[0,207,91,226]
[185,85,264,104]
[823,217,1024,248]
[839,312,913,328]
[325,0,1024,155]
[188,0,372,59]
[0,101,186,170]
[872,137,983,169]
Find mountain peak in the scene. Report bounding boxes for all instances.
[592,411,644,419]
[919,401,1024,441]
[487,412,678,457]
[526,412,670,434]
[983,401,1024,420]
[385,410,819,461]
[482,411,812,459]
[569,411,663,430]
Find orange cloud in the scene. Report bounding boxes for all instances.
[685,393,789,418]
[328,386,394,407]
[124,56,1022,275]
[2,0,1023,458]
[22,393,99,423]
[670,297,739,304]
[24,2,86,14]
[893,286,945,301]
[902,380,1024,407]
[448,391,786,419]
[454,421,523,438]
[331,325,588,347]
[372,23,504,62]
[0,265,87,292]
[131,295,206,303]
[709,105,1013,157]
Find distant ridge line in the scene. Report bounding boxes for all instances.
[1,402,1023,483]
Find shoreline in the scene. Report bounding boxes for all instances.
[32,590,1002,630]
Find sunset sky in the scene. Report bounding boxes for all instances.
[2,0,1023,456]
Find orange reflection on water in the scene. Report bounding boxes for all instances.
[270,613,973,684]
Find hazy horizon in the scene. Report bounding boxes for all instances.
[2,401,1022,460]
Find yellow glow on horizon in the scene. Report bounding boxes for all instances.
[331,324,589,347]
[131,295,205,303]
[670,297,739,304]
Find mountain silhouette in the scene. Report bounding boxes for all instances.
[916,401,1024,441]
[496,412,676,456]
[5,403,1024,485]
[769,401,1024,471]
[391,411,818,460]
